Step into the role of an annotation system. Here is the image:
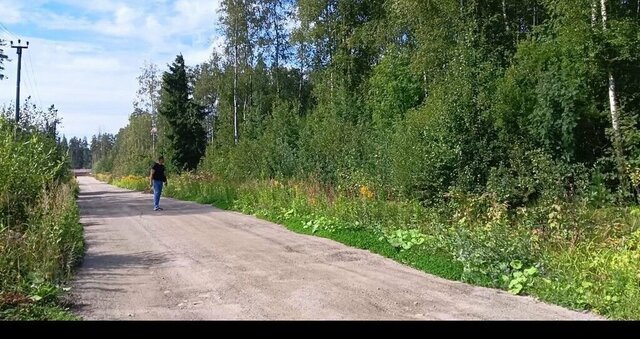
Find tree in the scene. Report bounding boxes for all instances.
[221,0,255,144]
[110,113,154,176]
[256,0,295,97]
[159,54,207,172]
[0,39,8,80]
[59,135,69,156]
[193,54,224,143]
[133,61,162,120]
[44,105,60,139]
[1,97,62,136]
[82,137,92,168]
[598,0,620,143]
[68,137,83,169]
[90,132,116,172]
[133,61,162,152]
[104,0,640,204]
[63,136,93,169]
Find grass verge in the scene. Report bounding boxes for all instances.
[0,180,84,320]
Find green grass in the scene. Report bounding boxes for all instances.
[0,181,85,320]
[262,212,463,281]
[0,294,80,320]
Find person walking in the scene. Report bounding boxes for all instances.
[150,156,167,211]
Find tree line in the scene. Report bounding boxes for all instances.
[0,98,93,170]
[92,0,639,206]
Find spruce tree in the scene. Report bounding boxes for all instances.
[159,54,207,171]
[0,39,8,80]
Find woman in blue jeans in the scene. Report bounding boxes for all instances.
[150,156,167,211]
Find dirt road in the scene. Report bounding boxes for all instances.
[71,176,600,320]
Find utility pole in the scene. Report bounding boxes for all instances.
[11,39,28,123]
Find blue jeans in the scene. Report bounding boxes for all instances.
[153,180,164,209]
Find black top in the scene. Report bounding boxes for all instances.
[151,163,167,182]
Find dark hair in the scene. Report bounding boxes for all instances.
[158,156,165,161]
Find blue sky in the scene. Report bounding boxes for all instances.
[0,0,224,139]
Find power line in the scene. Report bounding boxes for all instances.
[0,23,40,126]
[23,56,39,108]
[0,21,45,111]
[0,27,14,39]
[0,22,18,41]
[26,52,44,109]
[22,58,36,101]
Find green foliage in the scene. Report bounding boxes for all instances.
[0,117,83,319]
[485,147,588,208]
[0,182,83,306]
[0,38,8,80]
[67,136,91,169]
[1,98,61,137]
[112,175,150,192]
[110,113,155,176]
[367,46,423,130]
[492,25,606,164]
[1,302,80,320]
[261,101,301,178]
[91,132,116,173]
[502,260,539,295]
[440,193,538,287]
[0,118,69,227]
[379,228,428,251]
[302,215,342,234]
[159,54,207,172]
[390,102,457,202]
[297,104,360,184]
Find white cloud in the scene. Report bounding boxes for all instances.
[0,0,225,139]
[32,12,92,33]
[173,0,221,31]
[183,37,222,65]
[212,35,226,55]
[64,57,121,72]
[0,1,22,24]
[95,5,137,37]
[0,36,138,138]
[29,1,222,52]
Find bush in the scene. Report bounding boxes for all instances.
[112,175,149,192]
[390,104,456,202]
[533,209,640,319]
[0,118,69,228]
[94,173,114,184]
[0,180,83,319]
[441,192,539,288]
[0,117,82,319]
[485,147,589,208]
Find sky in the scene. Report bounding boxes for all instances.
[0,0,225,139]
